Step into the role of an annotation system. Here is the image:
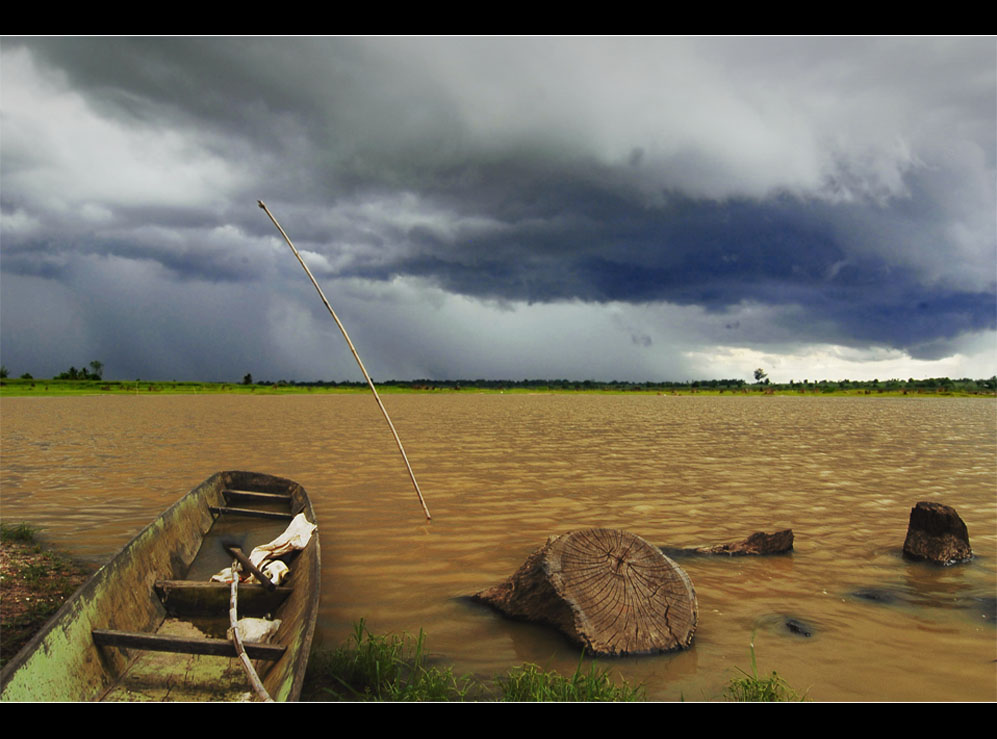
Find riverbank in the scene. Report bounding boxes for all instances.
[0,524,95,670]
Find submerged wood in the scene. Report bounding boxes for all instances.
[903,501,972,565]
[0,471,320,702]
[696,529,794,556]
[473,528,697,657]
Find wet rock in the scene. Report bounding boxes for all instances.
[902,502,972,565]
[783,617,814,638]
[696,529,794,556]
[851,587,901,605]
[472,528,697,656]
[757,612,817,638]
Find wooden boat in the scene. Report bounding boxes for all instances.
[0,471,320,702]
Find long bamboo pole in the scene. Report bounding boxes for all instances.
[258,200,432,521]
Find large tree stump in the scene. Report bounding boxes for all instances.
[903,502,972,565]
[472,529,697,656]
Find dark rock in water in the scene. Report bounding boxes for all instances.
[851,587,901,605]
[902,502,972,565]
[783,617,814,638]
[756,612,817,638]
[758,613,816,638]
[472,528,698,657]
[696,529,794,556]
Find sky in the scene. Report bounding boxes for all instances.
[1,37,994,384]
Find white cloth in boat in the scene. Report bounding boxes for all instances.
[211,512,316,585]
[229,617,282,643]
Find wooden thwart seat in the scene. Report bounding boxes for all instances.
[155,580,291,617]
[209,505,294,520]
[222,489,293,505]
[92,629,285,660]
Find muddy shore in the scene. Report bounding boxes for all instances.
[0,531,95,669]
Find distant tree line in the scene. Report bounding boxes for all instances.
[0,360,104,381]
[4,363,994,396]
[246,377,754,391]
[54,361,104,381]
[241,375,997,394]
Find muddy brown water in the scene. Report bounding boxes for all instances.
[1,394,994,701]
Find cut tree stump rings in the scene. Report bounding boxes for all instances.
[473,528,697,656]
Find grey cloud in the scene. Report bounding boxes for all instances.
[1,37,993,381]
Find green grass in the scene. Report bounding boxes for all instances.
[303,620,480,701]
[303,621,645,702]
[722,636,808,702]
[17,561,52,584]
[496,655,645,701]
[0,522,38,544]
[304,622,816,701]
[2,376,993,398]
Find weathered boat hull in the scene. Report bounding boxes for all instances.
[0,471,320,702]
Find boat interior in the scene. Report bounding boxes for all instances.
[94,484,311,701]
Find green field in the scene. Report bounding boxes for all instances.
[1,377,993,398]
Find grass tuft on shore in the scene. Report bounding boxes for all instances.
[303,620,481,701]
[496,656,645,701]
[0,522,38,544]
[303,620,646,701]
[722,636,808,702]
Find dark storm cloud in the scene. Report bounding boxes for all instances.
[1,37,994,381]
[12,38,328,140]
[336,181,995,352]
